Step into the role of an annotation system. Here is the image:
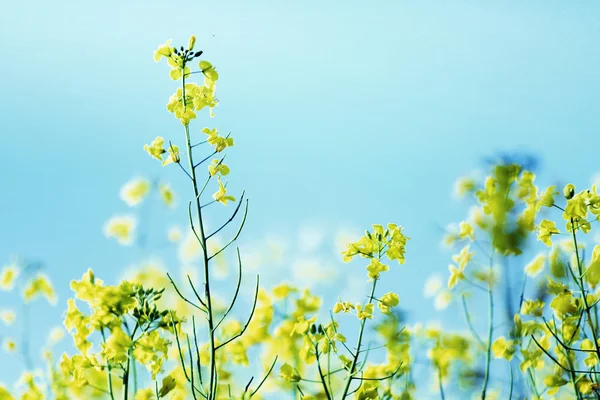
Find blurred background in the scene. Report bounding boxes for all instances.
[1,0,600,391]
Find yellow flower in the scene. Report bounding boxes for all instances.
[459,221,475,241]
[280,362,301,382]
[333,301,355,313]
[157,375,176,398]
[491,336,516,360]
[162,144,180,166]
[581,339,599,367]
[537,219,559,247]
[102,326,132,363]
[120,178,151,206]
[366,258,389,280]
[208,159,230,176]
[2,338,16,353]
[520,299,545,317]
[143,136,166,160]
[272,283,297,299]
[202,128,233,152]
[452,245,473,269]
[153,39,174,62]
[0,310,15,326]
[159,184,176,207]
[104,215,136,245]
[378,292,399,314]
[0,385,13,400]
[23,274,56,305]
[524,253,546,277]
[212,177,236,205]
[0,264,19,291]
[447,264,465,289]
[356,303,374,320]
[291,315,317,336]
[199,60,219,82]
[134,388,156,400]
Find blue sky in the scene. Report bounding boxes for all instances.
[1,0,600,392]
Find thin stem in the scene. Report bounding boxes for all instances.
[101,328,116,400]
[181,69,218,400]
[438,367,445,400]
[481,248,495,400]
[339,278,378,398]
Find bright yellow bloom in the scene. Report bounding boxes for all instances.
[491,336,515,360]
[134,388,156,400]
[356,303,374,320]
[581,339,599,367]
[153,39,174,62]
[162,144,180,166]
[520,299,545,317]
[0,385,13,400]
[199,60,219,82]
[102,326,132,363]
[378,292,399,314]
[104,215,136,245]
[280,362,301,382]
[143,136,166,160]
[120,178,151,206]
[366,258,389,280]
[159,184,176,207]
[212,177,236,205]
[202,128,233,152]
[447,264,465,289]
[524,253,546,277]
[23,274,56,305]
[537,219,559,247]
[333,301,355,314]
[208,159,230,176]
[0,264,19,291]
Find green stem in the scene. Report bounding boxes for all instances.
[339,278,378,398]
[181,69,217,400]
[101,329,116,400]
[481,252,495,399]
[438,366,445,400]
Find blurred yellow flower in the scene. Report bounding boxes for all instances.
[0,264,19,291]
[159,183,176,207]
[2,338,16,353]
[524,253,546,277]
[120,178,151,206]
[23,274,56,305]
[104,215,136,245]
[0,310,15,326]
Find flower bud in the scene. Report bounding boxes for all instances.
[563,183,575,200]
[188,35,196,51]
